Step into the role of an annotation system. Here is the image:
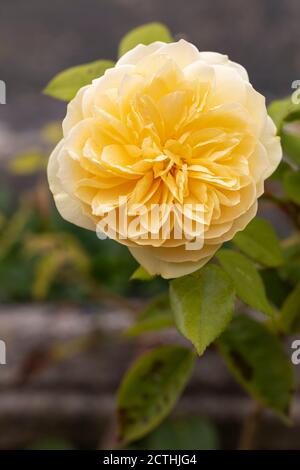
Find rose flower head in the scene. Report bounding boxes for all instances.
[48,40,282,278]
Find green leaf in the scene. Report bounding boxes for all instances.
[218,315,295,417]
[8,151,47,175]
[126,293,173,337]
[130,265,153,281]
[281,130,300,166]
[232,218,284,267]
[268,97,300,131]
[260,268,292,308]
[119,23,173,57]
[44,59,114,101]
[283,170,300,205]
[170,265,235,355]
[279,241,300,285]
[268,97,300,166]
[268,98,291,130]
[268,160,291,182]
[216,249,274,317]
[280,283,300,334]
[132,417,219,450]
[117,345,195,443]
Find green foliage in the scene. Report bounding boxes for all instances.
[44,60,114,101]
[89,238,156,296]
[218,315,295,418]
[268,97,300,132]
[170,265,235,355]
[0,212,6,231]
[32,252,67,300]
[0,256,35,301]
[28,438,75,450]
[0,200,143,302]
[0,204,33,259]
[24,232,90,300]
[130,417,219,450]
[283,170,300,205]
[117,345,195,443]
[40,121,62,144]
[126,293,173,337]
[279,283,300,334]
[281,130,300,167]
[260,268,292,308]
[233,218,284,267]
[43,22,173,103]
[8,150,47,175]
[118,23,173,57]
[130,265,153,281]
[280,239,300,285]
[268,96,300,167]
[0,186,13,215]
[216,249,274,317]
[269,160,291,182]
[5,25,300,445]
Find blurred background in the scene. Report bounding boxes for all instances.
[0,0,299,450]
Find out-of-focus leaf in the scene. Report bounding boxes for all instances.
[119,23,172,57]
[269,160,291,182]
[8,151,47,175]
[233,218,284,267]
[280,283,300,334]
[131,417,219,450]
[0,257,34,301]
[283,170,300,205]
[130,265,153,281]
[0,211,6,231]
[170,265,235,355]
[218,315,295,418]
[0,205,32,259]
[26,232,90,300]
[117,345,195,443]
[216,249,274,317]
[44,60,114,101]
[25,232,89,267]
[32,252,66,300]
[0,188,12,214]
[40,121,62,144]
[28,438,75,450]
[126,293,173,336]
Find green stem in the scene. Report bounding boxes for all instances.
[238,401,263,450]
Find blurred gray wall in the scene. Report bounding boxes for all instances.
[0,0,299,129]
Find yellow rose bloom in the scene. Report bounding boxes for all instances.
[48,40,282,278]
